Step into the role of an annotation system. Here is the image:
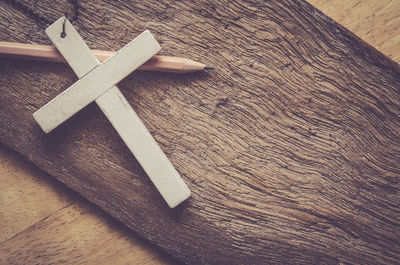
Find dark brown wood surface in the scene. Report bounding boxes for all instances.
[0,0,399,264]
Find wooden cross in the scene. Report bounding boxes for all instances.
[33,17,190,208]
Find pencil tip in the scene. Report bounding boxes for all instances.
[204,65,214,70]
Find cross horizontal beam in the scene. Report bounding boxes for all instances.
[33,29,160,133]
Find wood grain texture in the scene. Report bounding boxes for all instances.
[308,0,400,63]
[0,0,399,264]
[0,143,180,265]
[0,203,177,265]
[0,144,72,243]
[0,201,180,265]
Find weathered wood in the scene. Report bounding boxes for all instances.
[0,0,399,264]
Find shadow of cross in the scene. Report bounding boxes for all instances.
[32,17,190,208]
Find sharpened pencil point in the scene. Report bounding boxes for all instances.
[204,65,214,70]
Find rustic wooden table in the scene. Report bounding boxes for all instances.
[1,0,399,264]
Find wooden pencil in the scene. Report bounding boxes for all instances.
[0,41,212,73]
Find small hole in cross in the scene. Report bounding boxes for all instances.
[61,16,67,38]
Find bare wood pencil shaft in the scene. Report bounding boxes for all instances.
[0,41,207,73]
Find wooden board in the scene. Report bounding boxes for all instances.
[0,143,181,265]
[308,0,400,63]
[1,1,399,264]
[0,0,399,264]
[0,143,72,243]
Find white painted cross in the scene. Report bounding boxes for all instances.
[33,17,190,208]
